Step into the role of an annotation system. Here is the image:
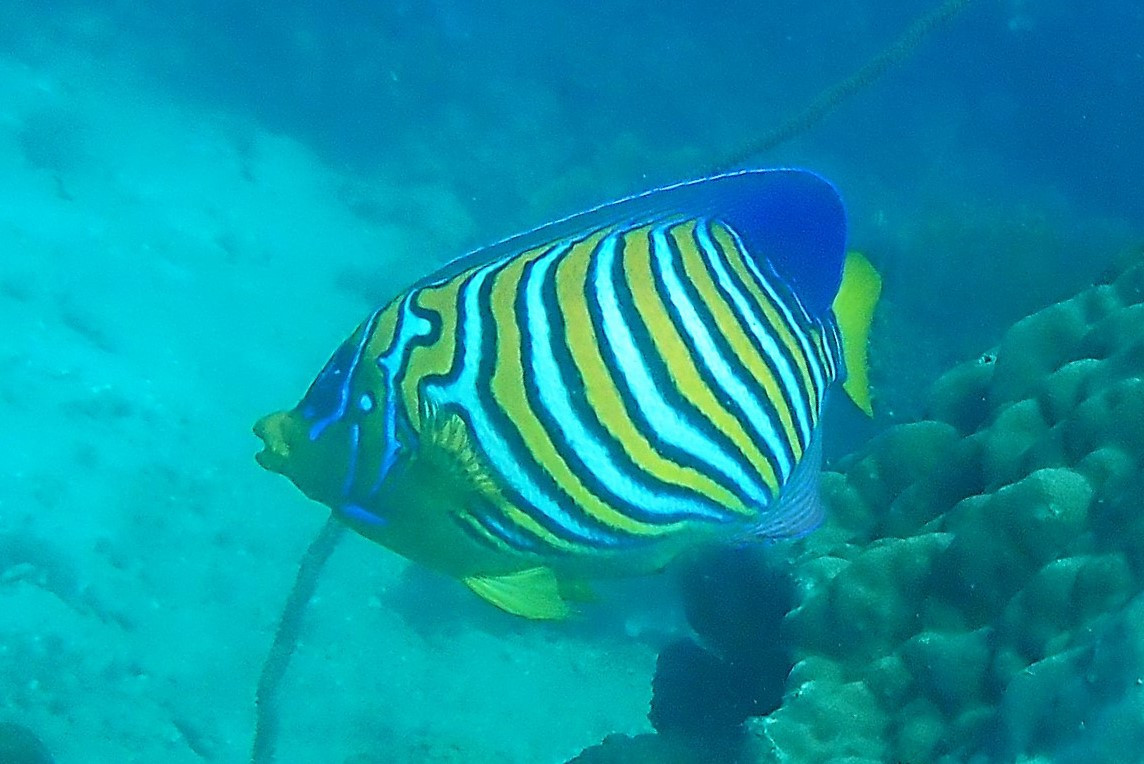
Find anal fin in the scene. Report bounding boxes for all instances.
[750,431,825,539]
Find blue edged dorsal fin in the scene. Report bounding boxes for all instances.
[716,171,847,318]
[416,168,847,313]
[749,430,826,539]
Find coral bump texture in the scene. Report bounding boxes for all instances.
[751,248,1144,763]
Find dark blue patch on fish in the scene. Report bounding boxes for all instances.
[299,309,384,441]
[299,337,359,441]
[720,171,847,318]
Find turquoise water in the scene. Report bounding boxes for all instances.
[1,1,1141,762]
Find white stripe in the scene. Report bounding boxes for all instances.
[376,293,433,482]
[524,239,728,521]
[594,232,768,505]
[652,224,794,480]
[696,221,814,443]
[722,223,830,404]
[824,320,844,378]
[432,255,604,544]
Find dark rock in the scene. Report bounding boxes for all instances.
[0,722,54,764]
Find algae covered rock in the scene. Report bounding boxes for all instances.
[566,732,721,764]
[752,249,1144,763]
[648,547,794,749]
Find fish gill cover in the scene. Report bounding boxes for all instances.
[0,0,1142,762]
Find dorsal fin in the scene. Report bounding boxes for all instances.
[416,169,847,315]
[716,171,847,317]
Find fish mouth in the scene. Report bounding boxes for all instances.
[253,411,293,474]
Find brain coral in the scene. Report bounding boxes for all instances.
[747,248,1144,763]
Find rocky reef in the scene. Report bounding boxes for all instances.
[751,247,1144,762]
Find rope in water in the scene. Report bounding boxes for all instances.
[251,517,345,764]
[710,0,979,173]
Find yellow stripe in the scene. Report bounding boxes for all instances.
[711,223,820,413]
[624,225,781,495]
[499,501,583,552]
[557,231,749,515]
[456,511,515,553]
[394,269,473,432]
[412,259,582,552]
[354,300,404,437]
[671,222,803,461]
[427,398,580,554]
[487,240,672,537]
[364,296,401,359]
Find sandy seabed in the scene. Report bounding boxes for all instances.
[0,52,660,764]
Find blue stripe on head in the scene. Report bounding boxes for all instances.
[340,502,387,527]
[299,309,383,441]
[718,170,847,318]
[299,336,359,441]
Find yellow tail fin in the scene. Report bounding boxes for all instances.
[833,251,881,416]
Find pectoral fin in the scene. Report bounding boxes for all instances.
[463,567,571,620]
[415,399,502,500]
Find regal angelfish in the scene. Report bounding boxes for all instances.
[254,169,880,619]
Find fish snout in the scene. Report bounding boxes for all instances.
[253,411,295,474]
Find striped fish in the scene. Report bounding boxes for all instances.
[254,169,880,619]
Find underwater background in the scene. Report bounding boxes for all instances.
[1,0,1142,762]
